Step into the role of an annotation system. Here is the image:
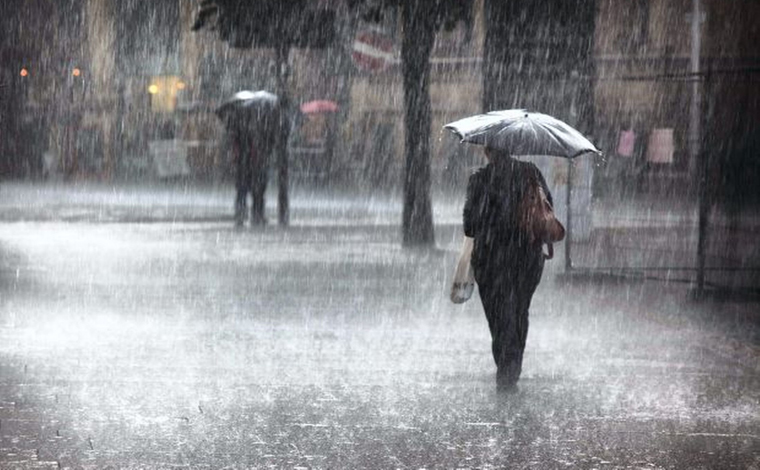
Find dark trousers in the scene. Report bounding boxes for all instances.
[235,152,268,226]
[475,255,543,387]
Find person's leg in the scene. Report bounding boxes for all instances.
[479,276,541,390]
[234,186,248,227]
[499,256,544,388]
[498,291,529,389]
[250,163,268,225]
[494,284,524,389]
[478,279,519,389]
[478,281,503,368]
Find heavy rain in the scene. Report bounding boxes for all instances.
[1,1,758,468]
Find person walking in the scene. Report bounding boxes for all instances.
[463,147,554,391]
[447,109,594,390]
[233,127,273,227]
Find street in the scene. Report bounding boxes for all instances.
[0,182,758,469]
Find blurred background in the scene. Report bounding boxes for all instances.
[1,0,758,294]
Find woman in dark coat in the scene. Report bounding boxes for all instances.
[463,147,553,390]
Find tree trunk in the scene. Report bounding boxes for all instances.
[400,0,436,247]
[327,4,359,184]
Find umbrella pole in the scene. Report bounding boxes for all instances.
[695,71,711,298]
[696,154,708,296]
[565,159,573,272]
[276,43,291,226]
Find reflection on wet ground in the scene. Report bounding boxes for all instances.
[0,192,758,468]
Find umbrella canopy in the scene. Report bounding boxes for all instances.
[444,109,601,159]
[216,90,279,132]
[300,99,338,115]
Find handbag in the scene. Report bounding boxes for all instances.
[519,176,565,257]
[450,236,475,304]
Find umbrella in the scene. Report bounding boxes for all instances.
[444,109,600,159]
[300,99,339,115]
[216,90,279,131]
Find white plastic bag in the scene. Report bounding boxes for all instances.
[450,236,475,304]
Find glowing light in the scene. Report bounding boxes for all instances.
[20,68,28,77]
[72,68,81,77]
[148,84,159,94]
[176,81,186,90]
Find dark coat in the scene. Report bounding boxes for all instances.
[463,158,553,283]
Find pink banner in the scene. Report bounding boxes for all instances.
[616,130,635,157]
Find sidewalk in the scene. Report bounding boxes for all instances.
[1,180,757,288]
[570,193,760,293]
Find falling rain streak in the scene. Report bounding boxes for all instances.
[0,0,758,468]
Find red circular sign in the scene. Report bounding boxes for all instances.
[352,30,394,72]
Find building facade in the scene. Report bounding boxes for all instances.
[1,0,757,198]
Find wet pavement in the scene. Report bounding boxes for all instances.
[0,182,758,469]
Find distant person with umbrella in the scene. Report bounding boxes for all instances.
[217,90,280,227]
[445,109,599,391]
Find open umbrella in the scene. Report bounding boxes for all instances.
[444,109,600,159]
[300,99,338,115]
[216,90,279,131]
